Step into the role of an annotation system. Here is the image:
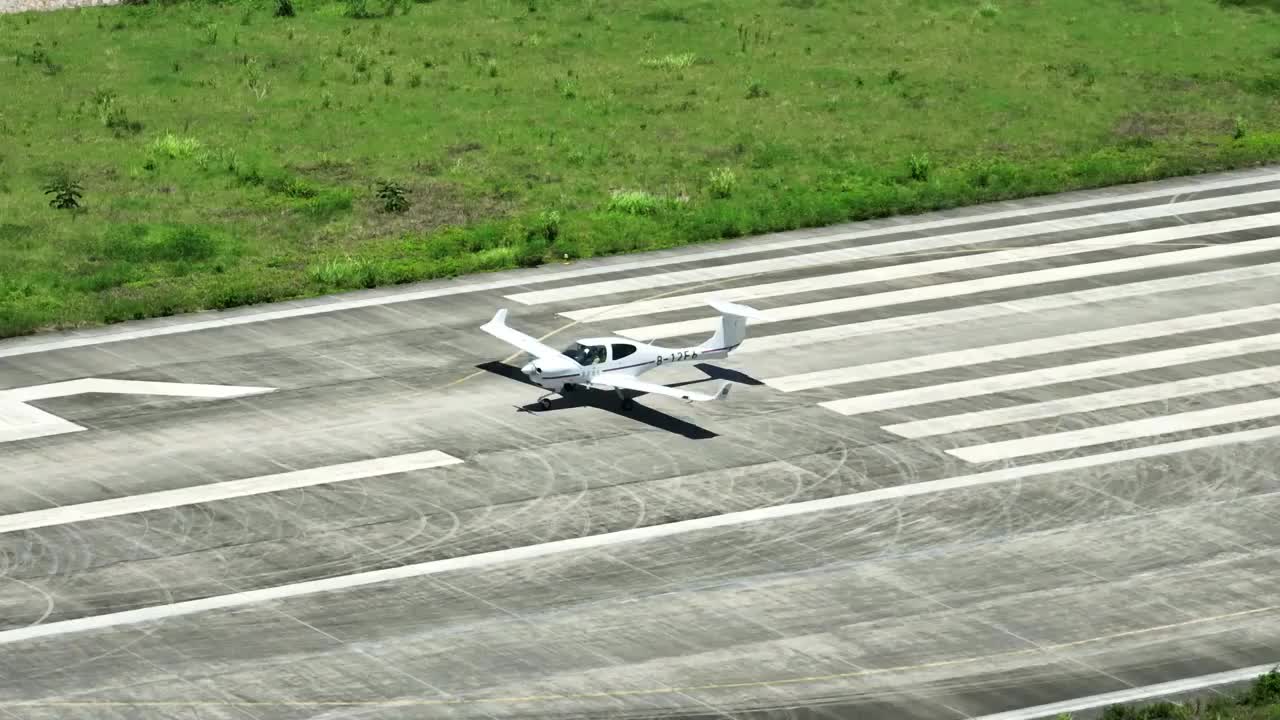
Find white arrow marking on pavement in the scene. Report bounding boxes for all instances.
[0,379,275,443]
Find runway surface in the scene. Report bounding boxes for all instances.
[2,166,1280,719]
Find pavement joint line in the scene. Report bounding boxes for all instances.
[1,611,1275,709]
[3,424,1280,645]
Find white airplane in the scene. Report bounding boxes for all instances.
[480,299,764,411]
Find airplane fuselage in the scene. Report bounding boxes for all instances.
[520,336,706,391]
[481,298,758,410]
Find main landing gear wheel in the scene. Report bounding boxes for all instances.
[539,397,552,410]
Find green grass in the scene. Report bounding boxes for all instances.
[1056,667,1280,719]
[2,0,1279,338]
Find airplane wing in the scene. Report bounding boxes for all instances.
[591,373,732,403]
[480,309,565,360]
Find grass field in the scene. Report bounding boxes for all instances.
[1073,667,1280,719]
[2,0,1279,338]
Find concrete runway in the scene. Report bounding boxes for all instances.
[2,166,1280,719]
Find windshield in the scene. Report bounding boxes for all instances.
[562,342,606,366]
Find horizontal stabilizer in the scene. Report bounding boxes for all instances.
[695,299,763,356]
[706,298,766,320]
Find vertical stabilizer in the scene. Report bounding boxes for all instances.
[696,299,764,358]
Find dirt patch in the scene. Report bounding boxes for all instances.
[347,179,511,241]
[1113,112,1182,140]
[445,142,484,157]
[287,159,359,185]
[1111,111,1234,142]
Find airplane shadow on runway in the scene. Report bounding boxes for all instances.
[475,361,762,440]
[690,362,765,386]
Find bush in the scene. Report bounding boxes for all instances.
[707,167,736,198]
[532,209,561,242]
[1247,667,1280,705]
[374,179,410,212]
[149,133,204,160]
[89,90,144,136]
[908,152,931,181]
[42,173,82,210]
[606,189,663,215]
[308,256,377,288]
[344,0,375,19]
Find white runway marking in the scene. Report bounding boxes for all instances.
[735,262,1280,356]
[0,450,463,534]
[1,379,276,402]
[819,332,1280,415]
[0,379,275,444]
[557,211,1280,321]
[0,401,85,444]
[0,171,1274,359]
[616,234,1280,341]
[970,663,1280,720]
[511,189,1280,307]
[884,365,1280,438]
[949,396,1280,463]
[2,424,1279,645]
[765,302,1280,392]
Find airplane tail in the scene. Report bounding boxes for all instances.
[695,299,765,359]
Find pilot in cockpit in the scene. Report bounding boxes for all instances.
[564,343,606,366]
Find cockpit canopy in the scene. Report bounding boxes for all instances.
[562,342,607,366]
